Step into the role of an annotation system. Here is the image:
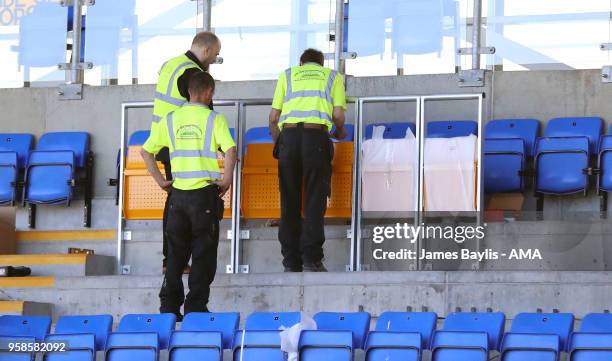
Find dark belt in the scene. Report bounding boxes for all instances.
[282,122,327,131]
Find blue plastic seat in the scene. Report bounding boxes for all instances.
[245,127,273,145]
[365,122,416,140]
[535,117,602,195]
[569,313,612,361]
[0,335,37,361]
[0,133,34,205]
[299,312,371,361]
[427,120,477,138]
[128,130,150,146]
[24,132,90,204]
[598,134,612,193]
[106,314,176,361]
[0,315,51,341]
[44,314,113,361]
[365,312,437,361]
[431,312,505,361]
[484,119,540,193]
[232,312,300,361]
[501,312,574,361]
[169,312,240,361]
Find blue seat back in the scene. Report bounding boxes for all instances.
[106,332,159,361]
[432,331,489,361]
[128,131,150,146]
[245,127,273,145]
[331,124,355,142]
[46,333,96,361]
[427,121,477,138]
[510,313,574,351]
[484,138,525,193]
[0,336,36,361]
[580,313,612,333]
[0,134,34,169]
[170,331,222,361]
[599,135,612,191]
[535,137,590,195]
[375,312,437,349]
[37,132,90,168]
[570,333,612,361]
[181,312,240,349]
[443,312,505,351]
[0,152,18,204]
[544,117,603,155]
[486,119,540,157]
[245,312,301,330]
[313,312,371,349]
[365,122,416,139]
[0,315,51,342]
[232,330,282,361]
[365,332,421,361]
[55,314,113,351]
[117,314,176,349]
[25,151,75,204]
[299,330,354,361]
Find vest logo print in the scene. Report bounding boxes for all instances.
[176,125,202,140]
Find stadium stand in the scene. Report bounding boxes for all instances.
[365,311,437,361]
[169,312,239,361]
[299,312,371,361]
[0,133,34,206]
[365,122,416,139]
[22,132,93,229]
[105,313,176,361]
[431,312,505,361]
[501,312,574,361]
[484,119,540,193]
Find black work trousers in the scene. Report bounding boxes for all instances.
[159,185,221,315]
[156,147,173,268]
[276,125,333,268]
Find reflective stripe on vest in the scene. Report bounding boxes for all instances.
[167,110,218,161]
[172,170,221,179]
[279,110,331,123]
[283,68,337,104]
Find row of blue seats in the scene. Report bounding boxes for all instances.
[0,132,93,228]
[2,311,612,360]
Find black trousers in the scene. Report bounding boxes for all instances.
[155,147,173,267]
[276,125,333,268]
[159,185,221,315]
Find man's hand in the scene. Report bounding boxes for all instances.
[158,179,174,193]
[332,126,348,140]
[212,179,232,197]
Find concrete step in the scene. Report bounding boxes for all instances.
[0,301,52,316]
[0,254,115,277]
[0,276,55,288]
[17,229,117,258]
[3,271,612,322]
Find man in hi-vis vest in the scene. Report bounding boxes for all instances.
[269,48,347,272]
[153,32,220,309]
[142,72,236,319]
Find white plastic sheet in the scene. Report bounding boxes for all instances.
[279,313,317,361]
[362,125,418,211]
[424,134,477,211]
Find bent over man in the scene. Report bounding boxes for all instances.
[269,48,347,272]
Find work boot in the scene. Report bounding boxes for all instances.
[284,265,303,272]
[303,262,328,272]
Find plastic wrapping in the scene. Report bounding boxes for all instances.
[424,134,477,212]
[362,125,418,211]
[279,313,317,361]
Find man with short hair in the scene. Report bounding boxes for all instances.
[142,72,237,319]
[269,48,348,272]
[153,31,221,309]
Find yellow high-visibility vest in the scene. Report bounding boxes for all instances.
[152,54,202,127]
[158,104,225,190]
[277,64,340,131]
